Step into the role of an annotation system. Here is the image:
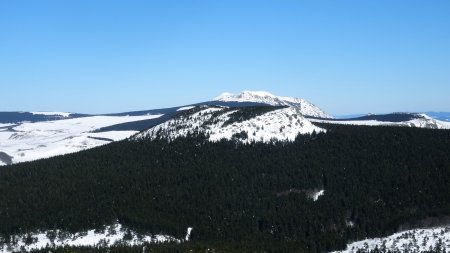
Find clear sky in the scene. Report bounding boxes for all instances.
[1,0,449,115]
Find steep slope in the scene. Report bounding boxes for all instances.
[214,91,333,118]
[136,105,324,143]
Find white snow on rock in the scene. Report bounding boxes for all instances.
[311,113,450,130]
[331,226,450,253]
[31,111,72,117]
[137,106,324,143]
[0,223,192,253]
[214,91,333,118]
[0,114,162,165]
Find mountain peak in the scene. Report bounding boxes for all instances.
[213,91,333,118]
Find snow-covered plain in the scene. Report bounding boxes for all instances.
[0,114,162,165]
[0,223,193,253]
[331,226,450,253]
[311,114,450,130]
[137,106,324,143]
[214,91,333,118]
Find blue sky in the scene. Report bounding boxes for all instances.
[1,0,449,115]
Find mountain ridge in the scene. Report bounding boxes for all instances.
[1,92,450,166]
[136,105,324,143]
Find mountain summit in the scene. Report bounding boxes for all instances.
[213,91,333,118]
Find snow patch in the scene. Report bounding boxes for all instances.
[331,226,450,253]
[185,227,193,241]
[177,106,195,111]
[0,223,192,253]
[312,189,325,201]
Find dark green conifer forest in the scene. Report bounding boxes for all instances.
[1,124,450,252]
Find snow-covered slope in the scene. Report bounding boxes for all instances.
[214,91,333,118]
[331,226,450,253]
[136,105,324,143]
[0,223,193,253]
[0,114,162,165]
[311,113,450,130]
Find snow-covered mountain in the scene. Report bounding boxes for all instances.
[311,113,450,130]
[2,92,448,166]
[214,91,333,118]
[136,105,324,143]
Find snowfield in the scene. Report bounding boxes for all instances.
[214,91,333,118]
[0,223,193,253]
[0,114,162,165]
[137,106,324,143]
[331,226,450,253]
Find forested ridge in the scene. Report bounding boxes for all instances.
[1,124,450,252]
